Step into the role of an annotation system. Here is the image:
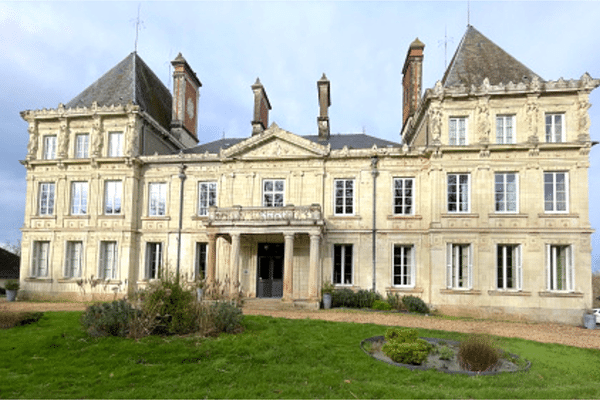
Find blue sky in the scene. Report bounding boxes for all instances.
[0,1,599,272]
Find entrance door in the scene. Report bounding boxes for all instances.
[257,243,284,298]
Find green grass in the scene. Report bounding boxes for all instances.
[1,312,599,398]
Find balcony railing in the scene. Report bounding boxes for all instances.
[208,204,322,225]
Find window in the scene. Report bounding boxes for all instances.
[99,241,118,280]
[148,183,167,216]
[545,113,564,143]
[43,135,57,159]
[333,244,353,285]
[38,182,55,216]
[446,244,472,289]
[196,242,208,280]
[546,244,573,291]
[65,241,83,278]
[447,174,470,213]
[449,117,467,145]
[496,115,515,144]
[497,244,522,290]
[393,177,414,215]
[494,173,518,213]
[71,182,88,215]
[544,172,568,213]
[145,242,162,279]
[263,179,284,207]
[393,245,414,287]
[75,134,89,158]
[31,241,50,277]
[108,132,123,157]
[334,179,354,215]
[104,180,122,215]
[198,182,217,216]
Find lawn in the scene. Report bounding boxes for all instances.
[0,312,599,399]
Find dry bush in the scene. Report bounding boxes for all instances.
[458,334,501,372]
[0,305,44,329]
[592,272,600,308]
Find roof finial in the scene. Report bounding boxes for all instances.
[132,3,144,53]
[467,0,470,26]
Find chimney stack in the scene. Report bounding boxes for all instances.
[171,53,202,139]
[251,78,271,136]
[317,73,331,141]
[402,38,425,128]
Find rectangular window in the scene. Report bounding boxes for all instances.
[496,115,515,144]
[196,242,208,280]
[198,182,217,216]
[38,182,55,216]
[544,172,568,213]
[447,174,470,213]
[497,244,522,290]
[71,181,88,215]
[148,183,167,216]
[449,117,467,145]
[494,173,518,213]
[334,179,354,215]
[75,134,89,158]
[393,245,414,287]
[145,242,162,280]
[333,244,353,285]
[65,241,83,278]
[31,241,50,277]
[108,132,123,157]
[545,113,564,143]
[104,181,122,215]
[99,241,118,280]
[43,135,57,159]
[393,177,414,215]
[446,244,472,289]
[263,179,284,207]
[546,244,573,291]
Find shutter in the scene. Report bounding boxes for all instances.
[467,245,473,290]
[446,243,453,289]
[410,245,416,288]
[98,243,105,280]
[516,245,523,291]
[567,245,574,292]
[545,244,551,291]
[64,243,70,278]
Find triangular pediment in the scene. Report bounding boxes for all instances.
[221,122,329,160]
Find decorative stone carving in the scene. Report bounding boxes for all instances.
[432,80,444,98]
[208,205,322,224]
[57,118,69,158]
[476,98,491,144]
[26,122,38,160]
[91,115,103,157]
[530,76,541,92]
[126,114,139,157]
[576,98,591,141]
[429,104,442,145]
[525,97,539,143]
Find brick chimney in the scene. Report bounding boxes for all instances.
[317,73,331,141]
[251,78,271,136]
[171,53,202,139]
[402,38,425,128]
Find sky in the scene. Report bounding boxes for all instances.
[0,1,599,272]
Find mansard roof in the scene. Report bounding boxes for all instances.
[442,25,543,88]
[66,52,172,130]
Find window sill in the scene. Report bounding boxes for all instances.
[32,215,56,220]
[387,215,422,220]
[24,277,52,283]
[141,216,171,221]
[441,213,479,218]
[65,214,90,219]
[333,284,358,290]
[487,290,531,296]
[57,278,83,283]
[98,215,126,219]
[488,213,528,218]
[191,215,210,221]
[440,289,481,295]
[538,291,583,298]
[328,215,361,220]
[386,286,424,294]
[538,213,579,218]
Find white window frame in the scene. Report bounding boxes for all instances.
[75,134,89,158]
[393,177,414,215]
[198,181,217,216]
[43,135,57,159]
[496,244,522,290]
[70,181,88,215]
[148,183,167,217]
[393,244,415,287]
[446,243,472,289]
[334,179,355,215]
[449,117,468,145]
[494,173,518,213]
[546,244,574,292]
[99,241,118,280]
[333,244,353,285]
[447,173,470,213]
[496,114,515,144]
[31,241,50,278]
[263,179,285,208]
[108,132,123,157]
[65,241,83,279]
[545,113,565,143]
[195,242,208,280]
[145,242,163,280]
[104,180,123,215]
[544,172,569,213]
[38,182,55,216]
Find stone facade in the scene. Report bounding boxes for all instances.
[17,27,599,324]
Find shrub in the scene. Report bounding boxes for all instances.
[210,301,243,334]
[0,311,44,329]
[371,299,392,311]
[383,339,432,365]
[385,292,403,310]
[402,295,429,314]
[458,334,501,372]
[355,289,382,308]
[384,327,419,343]
[435,344,455,361]
[5,280,20,291]
[331,288,355,308]
[81,300,140,337]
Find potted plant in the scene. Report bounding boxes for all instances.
[322,281,335,309]
[5,280,19,302]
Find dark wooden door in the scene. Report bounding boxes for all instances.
[257,243,284,298]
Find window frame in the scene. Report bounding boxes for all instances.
[43,135,57,160]
[392,244,415,287]
[449,117,468,145]
[198,181,217,216]
[70,181,88,215]
[496,114,516,144]
[145,242,163,280]
[447,173,470,213]
[334,178,355,215]
[31,240,50,278]
[446,243,472,289]
[64,241,83,279]
[148,182,167,217]
[544,172,569,213]
[546,244,574,292]
[262,179,285,208]
[108,132,123,157]
[99,241,118,280]
[195,242,208,281]
[494,172,519,213]
[545,113,565,143]
[74,133,89,159]
[38,182,55,216]
[496,244,522,290]
[333,244,353,286]
[104,180,123,215]
[393,177,415,215]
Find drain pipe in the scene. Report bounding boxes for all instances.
[371,156,379,292]
[176,163,187,284]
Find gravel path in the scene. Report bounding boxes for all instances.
[3,300,599,349]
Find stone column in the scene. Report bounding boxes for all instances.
[283,233,295,301]
[229,233,241,297]
[308,233,321,300]
[206,233,217,284]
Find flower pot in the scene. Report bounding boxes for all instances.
[323,293,332,309]
[583,314,596,330]
[6,290,18,302]
[197,288,203,302]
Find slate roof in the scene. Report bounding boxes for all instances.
[66,52,172,131]
[0,248,19,280]
[442,25,543,88]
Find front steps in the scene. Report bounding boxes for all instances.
[243,298,320,311]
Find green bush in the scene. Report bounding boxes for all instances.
[384,327,419,343]
[382,327,432,365]
[385,292,403,310]
[458,334,500,372]
[435,344,455,361]
[210,301,243,333]
[5,280,20,291]
[401,295,429,314]
[355,289,382,308]
[331,288,355,307]
[371,299,392,311]
[81,300,140,337]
